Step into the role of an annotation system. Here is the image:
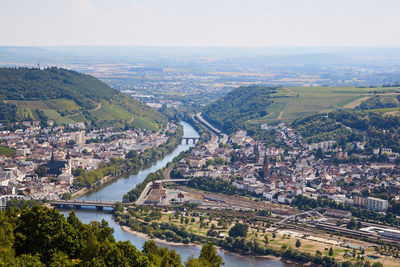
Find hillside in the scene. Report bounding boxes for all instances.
[291,110,400,154]
[0,67,165,130]
[202,85,400,134]
[202,85,278,134]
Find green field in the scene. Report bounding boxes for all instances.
[41,109,75,124]
[44,99,81,113]
[131,117,158,131]
[2,98,162,130]
[254,86,400,123]
[91,102,132,121]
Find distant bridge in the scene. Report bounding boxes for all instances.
[181,137,199,144]
[50,200,134,210]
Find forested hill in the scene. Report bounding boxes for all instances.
[202,85,277,134]
[291,110,400,153]
[0,67,165,130]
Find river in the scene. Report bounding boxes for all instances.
[61,121,295,267]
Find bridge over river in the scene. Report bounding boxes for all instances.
[50,200,134,210]
[180,137,199,144]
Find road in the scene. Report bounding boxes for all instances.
[135,181,153,205]
[163,164,174,179]
[194,112,223,135]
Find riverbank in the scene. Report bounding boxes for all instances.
[62,122,297,266]
[72,123,184,199]
[120,224,301,266]
[121,225,203,248]
[71,174,114,199]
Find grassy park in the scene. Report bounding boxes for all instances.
[115,205,399,266]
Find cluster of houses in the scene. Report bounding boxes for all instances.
[173,124,398,212]
[0,121,174,203]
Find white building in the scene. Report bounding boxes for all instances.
[366,197,388,211]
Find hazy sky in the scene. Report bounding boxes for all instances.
[1,0,400,47]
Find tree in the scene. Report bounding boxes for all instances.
[61,192,72,200]
[272,232,276,238]
[228,223,248,238]
[199,242,224,267]
[35,165,47,178]
[347,217,356,229]
[126,150,139,159]
[112,202,124,214]
[185,258,206,267]
[0,212,16,266]
[143,240,182,267]
[328,247,334,256]
[14,206,79,264]
[295,239,301,248]
[160,249,182,267]
[315,148,324,159]
[264,235,269,245]
[49,251,74,267]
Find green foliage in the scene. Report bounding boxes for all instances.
[0,146,16,157]
[218,235,355,267]
[34,165,47,178]
[356,95,400,110]
[0,67,165,129]
[187,177,240,196]
[198,242,224,267]
[0,102,17,122]
[203,86,277,134]
[143,240,182,267]
[60,192,72,200]
[0,67,114,108]
[74,125,181,188]
[6,199,42,210]
[291,113,354,144]
[228,223,248,238]
[0,206,220,267]
[292,110,400,153]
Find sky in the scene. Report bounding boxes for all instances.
[1,0,400,47]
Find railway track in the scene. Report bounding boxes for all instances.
[180,186,298,215]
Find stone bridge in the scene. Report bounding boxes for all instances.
[181,137,199,144]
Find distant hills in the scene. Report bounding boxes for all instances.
[0,67,165,130]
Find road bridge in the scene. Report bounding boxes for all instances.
[50,200,134,210]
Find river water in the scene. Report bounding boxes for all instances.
[61,121,294,267]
